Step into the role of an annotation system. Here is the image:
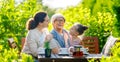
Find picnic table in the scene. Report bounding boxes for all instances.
[38,54,105,62]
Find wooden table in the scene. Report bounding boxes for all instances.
[38,54,103,62]
[38,57,88,62]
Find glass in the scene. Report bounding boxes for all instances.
[45,48,51,58]
[72,45,83,57]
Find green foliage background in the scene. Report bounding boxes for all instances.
[0,0,42,61]
[82,0,120,37]
[0,0,41,38]
[0,0,120,61]
[0,0,42,50]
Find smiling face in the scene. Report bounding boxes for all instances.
[69,25,79,36]
[43,15,50,27]
[40,15,50,28]
[53,17,65,30]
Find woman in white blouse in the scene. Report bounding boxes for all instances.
[22,12,54,60]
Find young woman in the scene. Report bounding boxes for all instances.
[22,12,53,59]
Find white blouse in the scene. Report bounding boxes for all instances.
[22,28,49,57]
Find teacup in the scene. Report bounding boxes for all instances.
[80,48,89,55]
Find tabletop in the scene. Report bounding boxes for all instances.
[38,54,105,62]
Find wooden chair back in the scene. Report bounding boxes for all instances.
[82,37,99,54]
[8,38,17,49]
[21,37,26,50]
[8,37,26,51]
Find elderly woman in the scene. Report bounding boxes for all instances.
[50,14,71,54]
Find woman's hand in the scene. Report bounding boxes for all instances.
[45,34,53,42]
[52,47,60,54]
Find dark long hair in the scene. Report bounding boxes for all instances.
[26,12,47,30]
[76,24,88,35]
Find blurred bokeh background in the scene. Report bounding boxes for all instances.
[0,0,120,61]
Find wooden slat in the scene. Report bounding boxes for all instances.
[21,37,25,50]
[82,37,99,54]
[8,38,17,49]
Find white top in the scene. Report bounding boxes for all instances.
[22,28,58,57]
[22,28,49,57]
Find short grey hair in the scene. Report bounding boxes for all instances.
[51,13,65,23]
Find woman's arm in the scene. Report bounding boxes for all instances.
[50,39,60,54]
[52,47,60,54]
[25,31,38,57]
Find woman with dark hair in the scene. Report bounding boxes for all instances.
[22,12,53,59]
[68,23,88,54]
[69,23,88,46]
[26,18,35,30]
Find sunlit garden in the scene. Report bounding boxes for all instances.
[0,0,120,62]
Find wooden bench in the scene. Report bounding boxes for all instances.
[82,37,99,54]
